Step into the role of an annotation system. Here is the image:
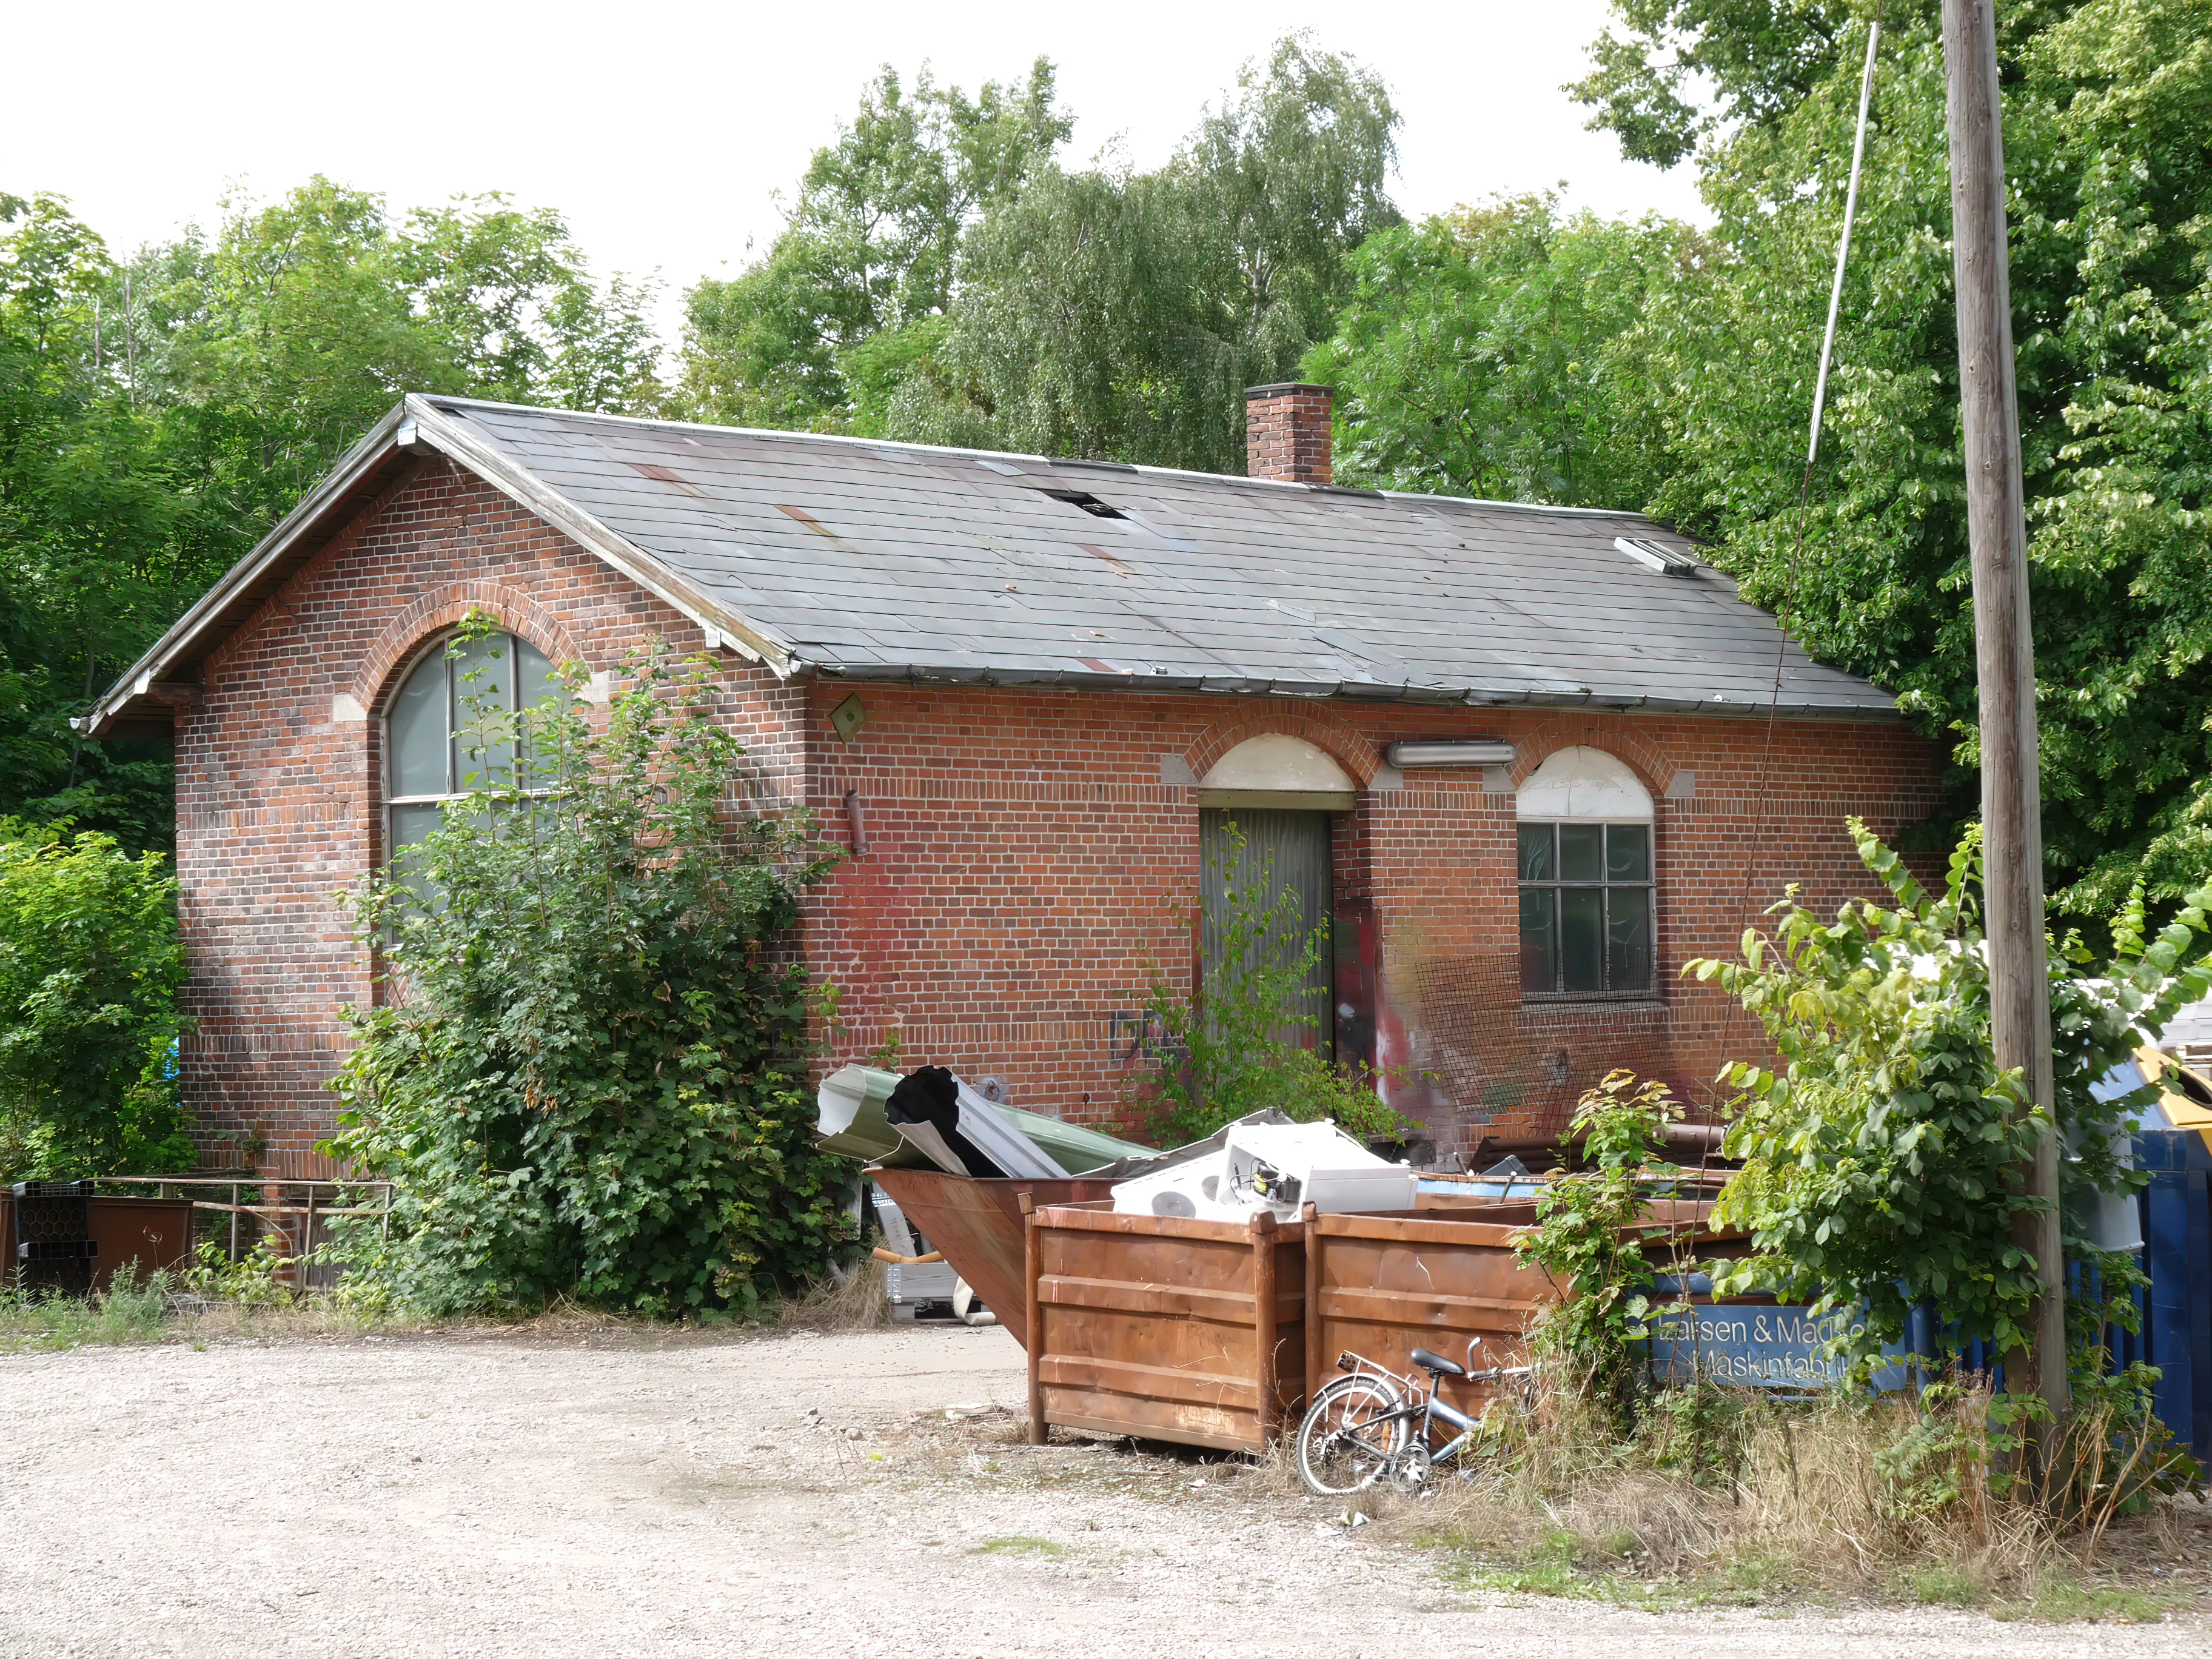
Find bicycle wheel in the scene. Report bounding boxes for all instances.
[1296,1375,1409,1496]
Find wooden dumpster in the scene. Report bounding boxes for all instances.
[0,1193,199,1292]
[1024,1200,1305,1454]
[866,1168,1119,1350]
[1304,1208,1559,1423]
[1305,1202,1751,1420]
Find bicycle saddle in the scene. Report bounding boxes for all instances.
[1409,1347,1466,1378]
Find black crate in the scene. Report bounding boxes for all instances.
[18,1239,98,1263]
[10,1181,92,1245]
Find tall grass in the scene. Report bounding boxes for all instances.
[1353,1367,2190,1615]
[0,1268,176,1353]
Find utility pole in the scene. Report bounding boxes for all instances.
[1942,0,2066,1417]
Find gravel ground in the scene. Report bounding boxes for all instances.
[0,1321,2203,1658]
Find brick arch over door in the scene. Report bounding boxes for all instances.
[1507,714,1677,799]
[1183,702,1382,789]
[351,581,585,713]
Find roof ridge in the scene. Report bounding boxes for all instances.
[420,394,1672,525]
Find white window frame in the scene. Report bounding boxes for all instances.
[381,630,555,866]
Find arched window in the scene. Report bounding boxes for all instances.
[384,631,561,869]
[1516,746,1655,998]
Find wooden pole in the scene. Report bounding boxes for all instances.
[1942,0,2066,1417]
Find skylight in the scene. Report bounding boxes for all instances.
[1614,536,1700,577]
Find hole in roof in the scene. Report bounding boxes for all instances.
[1041,489,1127,520]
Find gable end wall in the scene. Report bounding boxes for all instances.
[173,460,805,1175]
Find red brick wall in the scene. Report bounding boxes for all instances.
[169,458,1944,1173]
[803,685,1943,1158]
[172,459,804,1175]
[1244,384,1335,484]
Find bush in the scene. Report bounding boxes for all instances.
[0,820,192,1178]
[1512,1070,1682,1429]
[1691,819,2212,1376]
[1130,817,1413,1145]
[326,630,852,1317]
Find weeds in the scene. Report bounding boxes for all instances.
[1362,1366,2199,1621]
[0,1267,175,1353]
[1993,1578,2177,1624]
[776,1258,889,1332]
[972,1535,1071,1559]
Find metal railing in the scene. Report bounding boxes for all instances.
[89,1176,394,1287]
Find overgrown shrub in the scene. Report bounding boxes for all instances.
[326,630,852,1317]
[1691,819,2212,1380]
[0,820,192,1178]
[1130,817,1412,1145]
[1513,1070,1682,1428]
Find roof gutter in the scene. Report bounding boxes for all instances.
[813,663,1905,723]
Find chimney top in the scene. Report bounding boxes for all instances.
[1244,383,1333,485]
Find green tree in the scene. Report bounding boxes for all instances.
[1,181,667,850]
[0,193,214,847]
[676,59,1070,431]
[1691,819,2212,1369]
[144,177,667,524]
[1520,0,2212,928]
[902,36,1401,472]
[327,633,851,1316]
[1305,195,1700,504]
[1570,0,1851,168]
[0,820,192,1178]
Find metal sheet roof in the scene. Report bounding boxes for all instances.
[84,394,1902,735]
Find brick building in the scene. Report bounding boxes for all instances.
[84,386,1940,1175]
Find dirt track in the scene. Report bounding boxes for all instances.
[0,1322,2202,1658]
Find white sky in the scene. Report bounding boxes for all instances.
[5,0,1704,343]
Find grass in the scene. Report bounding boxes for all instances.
[0,1245,894,1356]
[1992,1579,2179,1624]
[971,1535,1071,1560]
[0,1270,173,1353]
[1309,1368,2205,1626]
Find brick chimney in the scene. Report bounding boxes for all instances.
[1244,383,1333,484]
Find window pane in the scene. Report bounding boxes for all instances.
[389,652,448,798]
[515,636,560,706]
[1519,886,1557,994]
[1561,888,1604,994]
[390,802,444,910]
[450,634,518,790]
[1608,887,1654,993]
[1517,822,1553,882]
[513,636,567,785]
[1559,823,1604,882]
[1607,823,1651,883]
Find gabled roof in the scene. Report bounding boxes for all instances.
[84,394,1901,736]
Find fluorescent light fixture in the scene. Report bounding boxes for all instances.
[1386,741,1517,767]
